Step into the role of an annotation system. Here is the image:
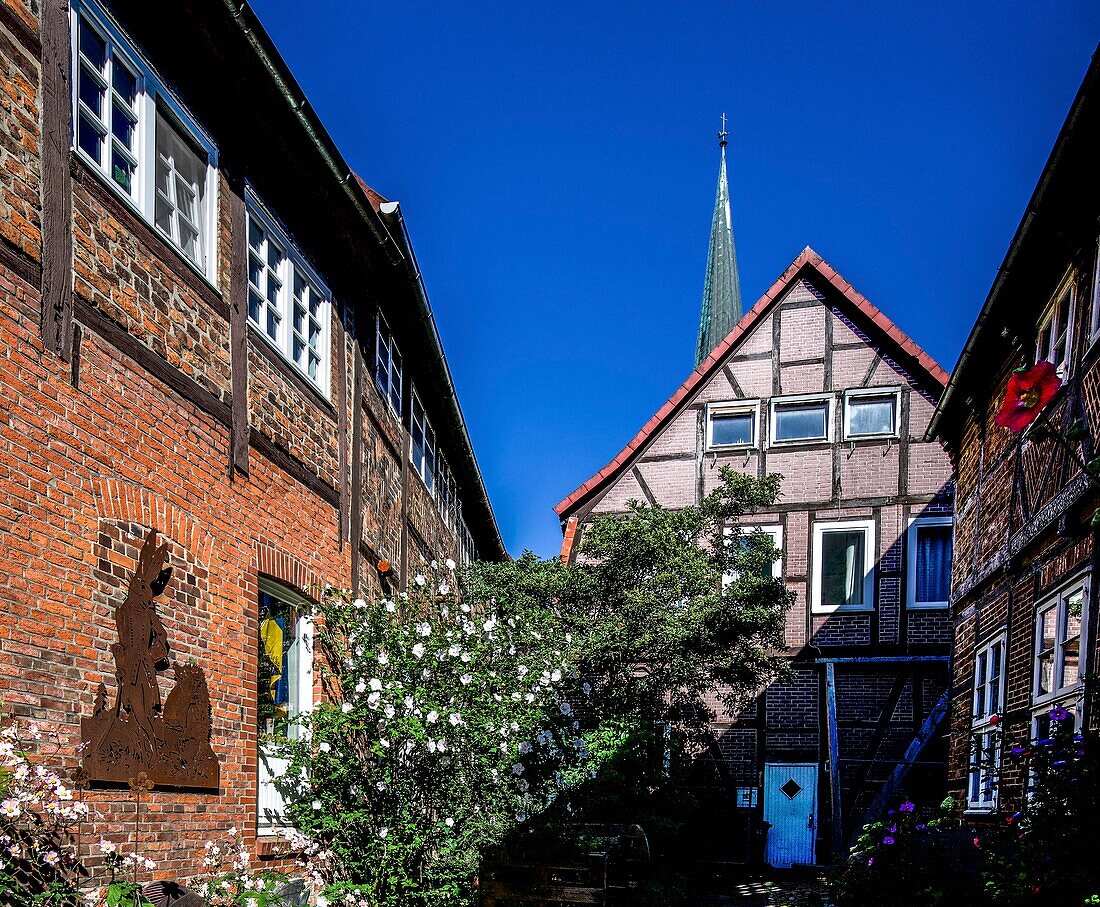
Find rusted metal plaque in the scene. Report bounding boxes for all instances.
[81,529,220,790]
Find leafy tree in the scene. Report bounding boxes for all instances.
[279,468,790,906]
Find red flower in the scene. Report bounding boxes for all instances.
[994,362,1062,432]
[989,714,1000,725]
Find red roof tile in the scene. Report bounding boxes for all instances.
[553,247,949,519]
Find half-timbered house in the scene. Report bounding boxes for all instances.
[555,139,955,866]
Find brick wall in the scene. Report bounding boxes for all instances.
[0,0,499,886]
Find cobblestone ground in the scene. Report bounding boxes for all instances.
[695,869,832,906]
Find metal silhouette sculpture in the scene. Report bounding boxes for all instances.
[81,529,220,789]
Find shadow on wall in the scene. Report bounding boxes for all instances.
[681,489,954,868]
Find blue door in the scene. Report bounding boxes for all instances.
[763,763,817,867]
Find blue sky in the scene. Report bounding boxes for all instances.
[250,1,1099,559]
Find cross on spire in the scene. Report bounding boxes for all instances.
[719,113,728,148]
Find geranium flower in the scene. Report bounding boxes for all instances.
[1049,705,1070,722]
[994,361,1062,432]
[883,835,895,845]
[899,801,915,813]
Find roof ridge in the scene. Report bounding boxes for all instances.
[553,247,948,518]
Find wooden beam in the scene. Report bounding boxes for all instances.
[864,691,949,823]
[842,672,908,820]
[350,346,363,592]
[39,0,74,361]
[227,184,249,476]
[825,662,843,861]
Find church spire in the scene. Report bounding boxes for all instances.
[695,115,743,367]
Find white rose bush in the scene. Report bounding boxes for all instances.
[277,573,601,907]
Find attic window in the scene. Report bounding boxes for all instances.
[771,395,832,445]
[707,401,759,450]
[844,389,899,439]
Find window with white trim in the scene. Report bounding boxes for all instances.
[437,456,458,530]
[375,316,403,417]
[72,0,217,278]
[811,519,875,612]
[457,512,477,565]
[411,393,437,494]
[770,395,832,445]
[707,401,759,450]
[1090,240,1100,343]
[246,196,331,394]
[722,525,783,588]
[906,516,953,609]
[1033,579,1086,705]
[968,634,1005,811]
[257,579,313,833]
[1036,280,1074,377]
[844,389,899,439]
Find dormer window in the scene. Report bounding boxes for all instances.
[1036,280,1074,376]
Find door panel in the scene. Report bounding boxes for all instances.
[763,762,817,867]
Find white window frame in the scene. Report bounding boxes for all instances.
[706,400,760,451]
[1035,273,1076,378]
[905,515,953,609]
[722,524,783,588]
[967,633,1006,812]
[1032,573,1088,708]
[70,0,218,282]
[257,578,314,834]
[410,391,438,494]
[375,314,403,418]
[457,510,477,565]
[1090,238,1100,344]
[842,387,901,441]
[810,518,875,613]
[436,455,458,531]
[245,191,332,397]
[769,393,834,447]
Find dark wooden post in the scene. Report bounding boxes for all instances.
[39,0,74,361]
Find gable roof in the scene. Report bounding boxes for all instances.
[554,246,950,520]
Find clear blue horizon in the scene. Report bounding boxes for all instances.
[249,1,1099,560]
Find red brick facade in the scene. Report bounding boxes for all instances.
[556,251,954,865]
[0,0,501,884]
[930,51,1100,823]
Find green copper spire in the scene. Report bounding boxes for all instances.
[695,117,743,367]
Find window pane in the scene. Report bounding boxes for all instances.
[112,62,137,108]
[1037,651,1055,697]
[711,412,753,447]
[79,66,104,119]
[259,592,302,740]
[1062,595,1082,687]
[110,145,133,193]
[848,395,895,436]
[77,113,103,162]
[1039,607,1057,655]
[915,524,952,603]
[79,19,107,71]
[990,644,1002,713]
[821,529,865,606]
[154,113,206,265]
[775,402,828,442]
[111,104,134,151]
